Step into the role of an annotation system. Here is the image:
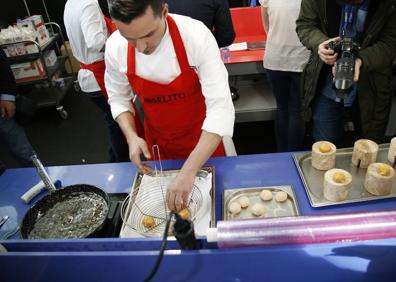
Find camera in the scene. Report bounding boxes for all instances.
[328,37,360,99]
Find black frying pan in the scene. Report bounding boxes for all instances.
[21,156,110,239]
[21,184,110,239]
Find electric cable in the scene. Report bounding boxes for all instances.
[143,211,175,282]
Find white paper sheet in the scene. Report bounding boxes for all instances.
[229,42,247,51]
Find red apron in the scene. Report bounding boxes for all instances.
[80,16,144,137]
[126,16,225,160]
[79,16,116,99]
[80,60,107,98]
[103,16,117,34]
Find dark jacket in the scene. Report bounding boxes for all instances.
[0,48,17,97]
[296,0,396,142]
[166,0,236,47]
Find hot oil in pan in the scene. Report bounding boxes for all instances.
[29,192,108,239]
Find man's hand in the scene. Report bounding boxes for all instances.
[354,58,363,81]
[0,100,16,119]
[166,170,196,211]
[318,37,341,65]
[127,135,152,173]
[332,57,363,81]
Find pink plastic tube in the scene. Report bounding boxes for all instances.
[207,210,396,248]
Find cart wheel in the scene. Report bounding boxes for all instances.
[73,81,81,92]
[59,109,68,120]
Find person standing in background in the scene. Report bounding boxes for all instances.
[0,49,34,174]
[296,0,396,145]
[260,0,310,151]
[64,0,132,163]
[166,0,238,101]
[166,0,235,48]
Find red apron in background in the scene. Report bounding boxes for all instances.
[104,16,117,34]
[80,16,144,137]
[80,60,107,98]
[126,16,225,160]
[79,15,117,99]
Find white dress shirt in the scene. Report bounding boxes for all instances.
[64,0,108,92]
[105,14,235,137]
[260,0,310,72]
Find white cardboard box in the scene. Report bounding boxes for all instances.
[11,58,46,83]
[16,15,50,46]
[3,42,39,57]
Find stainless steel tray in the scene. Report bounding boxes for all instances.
[223,186,299,220]
[293,143,396,207]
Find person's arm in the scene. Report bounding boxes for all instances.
[0,49,16,119]
[296,0,329,54]
[116,111,151,173]
[296,0,340,67]
[358,10,396,73]
[167,131,221,211]
[212,0,236,47]
[80,2,108,52]
[259,0,269,34]
[166,19,235,211]
[105,34,151,172]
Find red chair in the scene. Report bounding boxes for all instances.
[230,6,267,44]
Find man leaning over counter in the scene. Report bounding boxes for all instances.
[104,0,235,211]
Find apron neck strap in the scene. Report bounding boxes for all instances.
[166,15,191,72]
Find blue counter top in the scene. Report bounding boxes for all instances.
[1,153,395,281]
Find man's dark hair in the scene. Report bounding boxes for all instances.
[108,0,164,23]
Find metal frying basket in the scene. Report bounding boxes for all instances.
[121,179,203,237]
[120,146,206,237]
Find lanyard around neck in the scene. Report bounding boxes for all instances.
[342,4,354,37]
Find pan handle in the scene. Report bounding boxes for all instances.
[31,155,57,193]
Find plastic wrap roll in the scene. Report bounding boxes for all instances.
[208,210,396,248]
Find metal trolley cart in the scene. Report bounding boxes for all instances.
[0,22,75,119]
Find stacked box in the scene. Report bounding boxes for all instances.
[11,59,46,83]
[16,15,50,46]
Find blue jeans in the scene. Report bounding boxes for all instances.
[312,94,345,146]
[266,69,304,151]
[0,116,34,170]
[84,91,129,162]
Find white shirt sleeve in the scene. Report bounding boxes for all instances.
[105,33,135,119]
[188,22,235,137]
[80,3,107,51]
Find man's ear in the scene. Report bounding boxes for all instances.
[162,3,168,18]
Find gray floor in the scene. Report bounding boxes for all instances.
[0,83,276,169]
[0,87,110,168]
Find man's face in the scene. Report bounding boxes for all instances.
[115,4,168,55]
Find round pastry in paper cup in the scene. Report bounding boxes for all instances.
[351,139,378,168]
[312,141,336,170]
[323,168,352,202]
[364,163,395,196]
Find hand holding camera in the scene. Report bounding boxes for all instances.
[322,37,361,99]
[318,37,341,65]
